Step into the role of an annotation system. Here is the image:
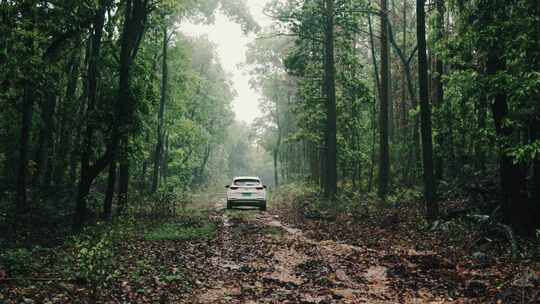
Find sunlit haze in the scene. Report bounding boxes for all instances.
[181,0,273,124]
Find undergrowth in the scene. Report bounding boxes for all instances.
[271,182,539,262]
[144,222,216,241]
[0,187,219,302]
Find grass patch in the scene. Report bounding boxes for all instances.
[260,226,284,235]
[144,222,216,241]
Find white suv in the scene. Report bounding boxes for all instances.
[226,176,267,211]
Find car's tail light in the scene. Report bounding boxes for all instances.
[256,187,264,190]
[229,186,238,190]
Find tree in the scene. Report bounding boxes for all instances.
[433,0,445,180]
[416,0,438,220]
[74,0,111,229]
[151,25,169,193]
[323,0,337,198]
[378,0,390,198]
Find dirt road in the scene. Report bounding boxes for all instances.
[185,200,451,304]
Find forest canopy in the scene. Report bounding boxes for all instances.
[1,0,539,235]
[245,0,540,236]
[0,0,258,230]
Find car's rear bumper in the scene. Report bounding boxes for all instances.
[227,199,266,207]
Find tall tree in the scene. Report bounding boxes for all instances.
[74,1,110,230]
[416,0,438,220]
[323,0,337,198]
[481,0,529,234]
[378,0,390,198]
[433,0,445,180]
[115,0,149,213]
[152,25,169,193]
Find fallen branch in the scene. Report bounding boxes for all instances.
[494,222,519,260]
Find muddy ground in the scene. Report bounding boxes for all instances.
[182,200,525,304]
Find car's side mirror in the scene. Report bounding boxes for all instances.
[225,185,230,188]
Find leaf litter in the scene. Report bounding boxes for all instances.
[2,197,539,303]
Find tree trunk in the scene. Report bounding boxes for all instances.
[387,8,394,144]
[367,2,379,193]
[273,148,279,187]
[417,0,438,220]
[323,0,337,198]
[152,26,168,193]
[487,50,530,234]
[309,142,320,184]
[54,50,81,187]
[36,92,56,193]
[141,158,148,189]
[117,143,130,215]
[74,3,108,231]
[196,144,211,185]
[385,14,420,183]
[481,1,532,235]
[476,96,487,173]
[111,0,148,215]
[162,133,169,185]
[16,80,33,212]
[400,0,409,181]
[367,2,381,104]
[433,0,445,180]
[378,0,390,198]
[273,87,283,188]
[368,97,377,192]
[531,119,540,229]
[102,160,116,220]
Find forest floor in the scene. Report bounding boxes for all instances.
[184,200,539,304]
[1,193,540,303]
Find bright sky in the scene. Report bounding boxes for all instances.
[181,0,273,123]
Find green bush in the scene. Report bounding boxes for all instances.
[386,187,422,206]
[0,248,33,275]
[71,231,117,286]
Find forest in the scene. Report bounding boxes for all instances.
[1,0,539,303]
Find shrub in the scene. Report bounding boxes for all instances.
[70,230,118,298]
[0,248,33,276]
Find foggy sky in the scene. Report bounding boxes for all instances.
[181,0,273,124]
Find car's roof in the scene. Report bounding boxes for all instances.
[233,176,260,180]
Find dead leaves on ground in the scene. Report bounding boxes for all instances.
[274,201,540,303]
[2,201,539,303]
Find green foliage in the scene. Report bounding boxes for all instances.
[441,0,540,169]
[0,248,33,275]
[508,140,540,164]
[0,0,263,236]
[271,182,337,217]
[71,231,117,285]
[248,0,375,186]
[385,188,423,207]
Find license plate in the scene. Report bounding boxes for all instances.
[242,193,251,197]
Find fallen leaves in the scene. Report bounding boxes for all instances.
[2,196,539,303]
[273,196,540,303]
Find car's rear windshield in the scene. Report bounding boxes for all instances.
[233,179,260,186]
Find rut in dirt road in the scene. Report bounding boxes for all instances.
[188,201,451,304]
